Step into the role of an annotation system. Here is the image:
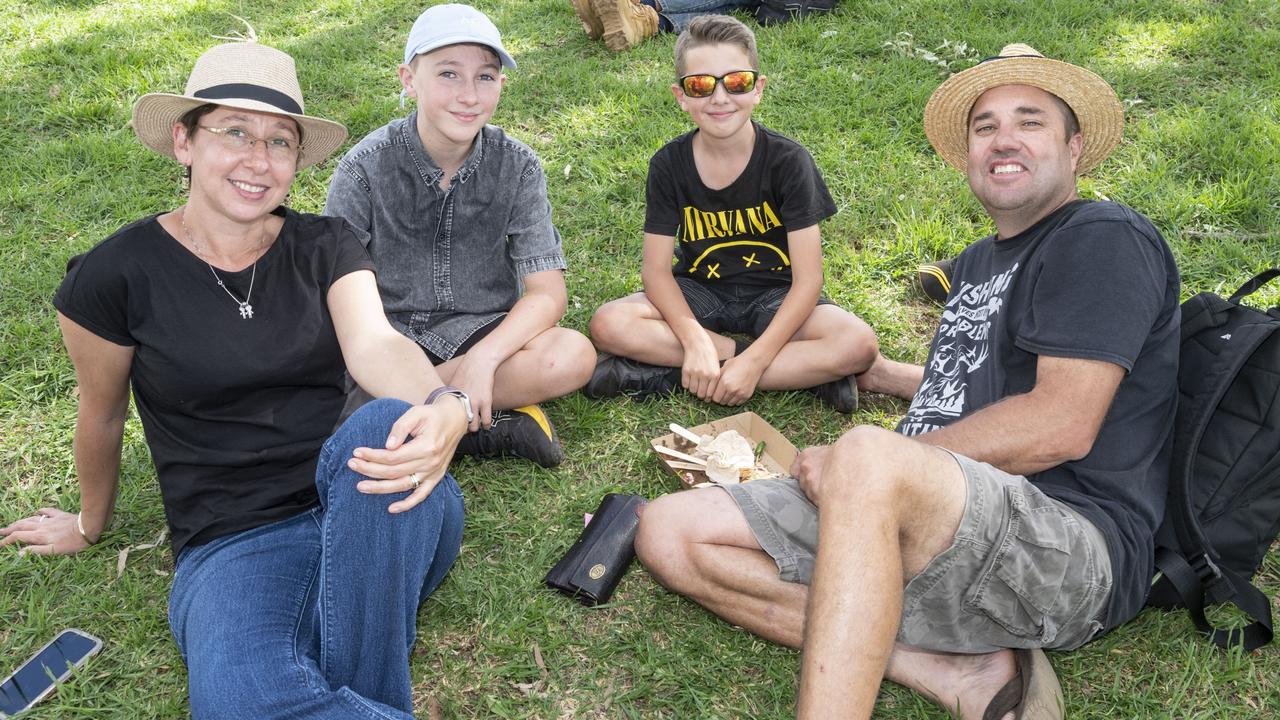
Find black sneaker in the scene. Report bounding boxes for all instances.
[582,353,681,399]
[809,376,858,414]
[917,258,956,304]
[455,404,563,468]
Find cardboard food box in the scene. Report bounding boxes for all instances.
[650,411,799,490]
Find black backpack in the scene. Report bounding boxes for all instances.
[1147,268,1280,651]
[754,0,840,25]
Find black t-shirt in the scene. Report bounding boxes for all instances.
[644,122,837,289]
[898,200,1180,632]
[53,208,374,557]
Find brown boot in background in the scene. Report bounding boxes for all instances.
[570,0,605,40]
[591,0,659,51]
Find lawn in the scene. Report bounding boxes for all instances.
[1,0,1278,717]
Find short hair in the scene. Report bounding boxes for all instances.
[674,15,759,78]
[1048,93,1082,142]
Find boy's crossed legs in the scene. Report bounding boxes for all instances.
[587,280,913,411]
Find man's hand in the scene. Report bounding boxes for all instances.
[680,332,722,401]
[346,400,468,513]
[791,445,831,506]
[446,354,498,431]
[712,353,766,405]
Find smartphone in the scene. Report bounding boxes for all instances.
[0,629,102,718]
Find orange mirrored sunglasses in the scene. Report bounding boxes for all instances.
[678,70,758,98]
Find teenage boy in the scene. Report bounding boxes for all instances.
[586,15,913,413]
[326,4,595,468]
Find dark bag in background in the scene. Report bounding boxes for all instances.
[754,0,840,25]
[545,493,646,606]
[1147,268,1280,650]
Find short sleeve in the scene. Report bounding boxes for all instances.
[329,218,376,283]
[773,141,837,231]
[53,245,137,347]
[324,158,373,247]
[643,148,680,236]
[1016,218,1169,370]
[505,157,565,278]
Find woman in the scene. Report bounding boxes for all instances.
[0,39,470,719]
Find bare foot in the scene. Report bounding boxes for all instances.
[855,354,921,400]
[884,644,1017,719]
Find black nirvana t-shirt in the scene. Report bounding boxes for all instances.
[644,122,837,288]
[898,200,1180,632]
[54,208,374,558]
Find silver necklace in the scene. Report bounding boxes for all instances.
[180,207,261,320]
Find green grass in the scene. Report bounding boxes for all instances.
[2,0,1278,717]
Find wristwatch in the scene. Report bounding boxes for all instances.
[425,385,474,425]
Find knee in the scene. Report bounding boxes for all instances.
[634,494,697,587]
[834,319,880,377]
[588,302,631,354]
[329,398,412,457]
[822,426,906,502]
[543,328,596,389]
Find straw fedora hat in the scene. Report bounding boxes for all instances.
[132,41,347,170]
[923,43,1124,175]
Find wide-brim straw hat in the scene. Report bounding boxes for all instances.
[132,41,347,170]
[923,43,1124,175]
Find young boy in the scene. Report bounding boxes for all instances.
[587,15,896,413]
[326,4,595,467]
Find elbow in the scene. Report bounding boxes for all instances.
[1053,426,1099,463]
[549,286,568,319]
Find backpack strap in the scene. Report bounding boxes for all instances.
[1227,267,1280,303]
[1154,547,1274,650]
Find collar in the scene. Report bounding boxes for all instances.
[401,112,487,188]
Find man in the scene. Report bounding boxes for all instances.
[634,44,1180,720]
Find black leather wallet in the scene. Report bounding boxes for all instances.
[545,493,646,606]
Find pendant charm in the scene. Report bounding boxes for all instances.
[239,302,254,319]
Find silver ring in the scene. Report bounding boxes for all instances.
[38,515,46,523]
[409,472,421,489]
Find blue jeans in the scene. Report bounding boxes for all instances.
[657,0,758,31]
[168,398,465,719]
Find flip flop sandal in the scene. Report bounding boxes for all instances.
[917,258,956,304]
[981,648,1065,720]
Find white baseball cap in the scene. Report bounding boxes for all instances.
[403,4,516,69]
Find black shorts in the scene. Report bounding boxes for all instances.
[673,277,834,338]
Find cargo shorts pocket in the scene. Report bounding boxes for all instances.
[964,486,1072,645]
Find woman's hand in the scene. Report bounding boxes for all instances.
[344,400,469,513]
[0,508,94,555]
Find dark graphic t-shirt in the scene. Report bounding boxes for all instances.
[644,123,837,289]
[53,208,374,557]
[898,200,1181,632]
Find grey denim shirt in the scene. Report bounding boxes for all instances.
[325,113,565,360]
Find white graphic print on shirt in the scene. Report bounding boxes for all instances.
[899,262,1019,437]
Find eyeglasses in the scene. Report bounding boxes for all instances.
[197,126,301,161]
[678,70,758,98]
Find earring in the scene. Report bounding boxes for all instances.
[181,165,191,193]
